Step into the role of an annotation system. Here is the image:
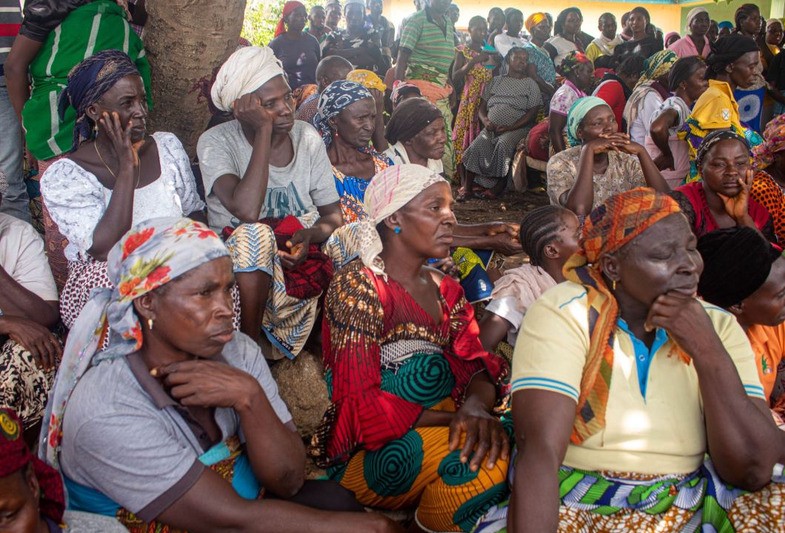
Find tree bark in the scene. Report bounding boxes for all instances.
[144,0,247,158]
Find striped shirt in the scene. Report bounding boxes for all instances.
[22,0,151,161]
[398,8,455,85]
[0,0,22,66]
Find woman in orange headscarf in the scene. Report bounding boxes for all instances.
[269,1,321,89]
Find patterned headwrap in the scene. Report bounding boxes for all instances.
[346,69,387,92]
[359,165,447,277]
[58,50,141,151]
[313,80,373,146]
[566,96,609,147]
[563,188,684,444]
[0,408,65,524]
[211,46,285,113]
[525,12,547,32]
[275,1,306,38]
[753,113,785,171]
[390,80,421,108]
[639,49,678,85]
[558,51,592,77]
[40,217,229,468]
[696,129,749,170]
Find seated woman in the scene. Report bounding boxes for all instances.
[671,130,776,243]
[476,188,785,532]
[40,51,205,329]
[198,46,342,359]
[344,69,388,151]
[384,96,446,173]
[623,49,678,146]
[698,227,785,425]
[646,56,707,188]
[612,6,664,63]
[547,97,670,216]
[0,408,128,532]
[0,176,60,437]
[460,47,542,200]
[41,217,397,532]
[311,165,510,533]
[592,54,645,130]
[479,206,580,354]
[544,8,585,68]
[314,79,391,224]
[680,34,763,182]
[752,114,785,243]
[547,51,595,156]
[269,1,321,90]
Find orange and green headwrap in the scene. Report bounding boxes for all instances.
[525,12,547,32]
[562,188,684,444]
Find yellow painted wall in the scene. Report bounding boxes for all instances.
[387,0,683,34]
[678,0,775,31]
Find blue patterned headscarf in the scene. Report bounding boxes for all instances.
[313,80,373,146]
[566,96,611,147]
[58,50,142,151]
[40,217,230,468]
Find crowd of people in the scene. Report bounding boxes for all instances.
[1,0,785,532]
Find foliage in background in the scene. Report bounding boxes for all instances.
[242,0,325,46]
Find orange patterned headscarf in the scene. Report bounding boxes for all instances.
[525,12,547,32]
[562,188,684,444]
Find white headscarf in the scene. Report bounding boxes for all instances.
[210,46,286,112]
[686,7,708,32]
[359,164,447,278]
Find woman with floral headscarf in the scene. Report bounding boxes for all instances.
[40,50,204,330]
[474,187,785,532]
[314,80,392,224]
[41,217,397,532]
[311,164,509,533]
[547,96,669,215]
[548,51,595,155]
[623,49,677,145]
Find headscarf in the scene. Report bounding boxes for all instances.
[558,50,592,77]
[665,31,680,44]
[210,46,285,113]
[565,96,609,147]
[313,80,373,146]
[390,80,421,108]
[698,227,781,308]
[696,129,749,169]
[686,7,708,30]
[359,165,447,277]
[0,409,65,524]
[639,49,678,86]
[563,188,683,444]
[275,1,306,37]
[753,113,785,171]
[40,217,229,468]
[705,34,759,77]
[385,97,443,144]
[718,20,734,30]
[525,12,547,32]
[346,69,387,92]
[58,50,141,151]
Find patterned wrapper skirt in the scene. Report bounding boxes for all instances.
[0,339,56,428]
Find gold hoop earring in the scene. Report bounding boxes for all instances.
[147,318,154,331]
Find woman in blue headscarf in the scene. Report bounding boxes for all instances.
[41,217,397,533]
[546,96,670,215]
[39,50,205,328]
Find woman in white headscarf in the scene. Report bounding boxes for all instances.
[310,164,510,533]
[197,46,344,360]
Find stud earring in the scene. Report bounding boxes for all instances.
[394,227,402,234]
[147,318,154,331]
[612,280,617,291]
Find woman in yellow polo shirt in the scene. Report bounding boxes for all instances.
[697,226,785,425]
[474,188,785,532]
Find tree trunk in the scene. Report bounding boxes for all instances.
[144,0,247,158]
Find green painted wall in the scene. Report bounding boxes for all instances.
[679,0,773,32]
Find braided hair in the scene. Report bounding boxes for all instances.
[668,56,705,91]
[520,205,573,267]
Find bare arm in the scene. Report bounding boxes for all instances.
[548,113,567,154]
[370,89,387,152]
[394,48,411,82]
[509,390,574,532]
[478,313,512,352]
[155,470,399,533]
[526,64,555,98]
[649,109,677,169]
[277,202,342,270]
[210,96,275,223]
[0,267,58,326]
[4,35,42,121]
[622,141,671,192]
[560,142,601,216]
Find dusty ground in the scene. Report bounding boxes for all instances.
[452,188,550,226]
